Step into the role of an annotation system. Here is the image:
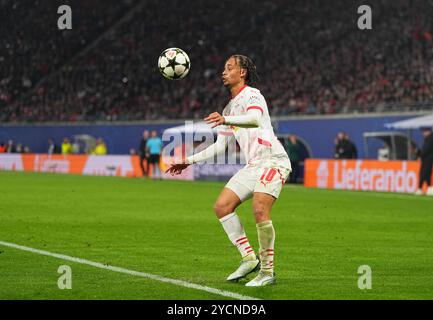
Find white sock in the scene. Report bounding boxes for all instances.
[219,212,256,260]
[257,220,275,274]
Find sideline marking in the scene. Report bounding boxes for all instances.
[0,240,260,300]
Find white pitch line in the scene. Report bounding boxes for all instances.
[0,240,259,300]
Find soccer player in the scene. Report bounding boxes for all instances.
[166,55,291,286]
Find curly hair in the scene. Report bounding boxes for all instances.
[231,54,260,86]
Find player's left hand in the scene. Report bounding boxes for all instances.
[205,112,225,128]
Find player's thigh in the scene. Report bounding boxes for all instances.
[213,187,242,218]
[225,166,256,203]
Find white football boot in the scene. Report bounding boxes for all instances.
[427,187,433,196]
[226,257,260,282]
[245,271,276,287]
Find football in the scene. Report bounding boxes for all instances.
[158,48,191,80]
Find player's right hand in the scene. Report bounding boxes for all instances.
[165,163,190,175]
[204,112,225,128]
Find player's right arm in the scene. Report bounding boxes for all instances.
[205,93,266,129]
[165,132,233,175]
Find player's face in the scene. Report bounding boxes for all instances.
[222,57,246,87]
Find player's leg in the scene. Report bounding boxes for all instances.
[214,187,241,219]
[246,163,291,287]
[244,192,276,286]
[253,192,276,272]
[217,172,258,281]
[252,191,275,223]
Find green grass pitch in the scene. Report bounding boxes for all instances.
[1,171,432,300]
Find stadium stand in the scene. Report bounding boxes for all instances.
[0,0,137,120]
[1,0,432,123]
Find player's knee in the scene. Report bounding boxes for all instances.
[213,201,233,218]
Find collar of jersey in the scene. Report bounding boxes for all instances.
[231,84,248,100]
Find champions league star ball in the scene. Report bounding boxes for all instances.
[158,48,191,80]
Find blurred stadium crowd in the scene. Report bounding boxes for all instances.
[1,0,432,123]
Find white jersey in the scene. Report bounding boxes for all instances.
[219,85,289,165]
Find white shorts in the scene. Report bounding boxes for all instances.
[225,155,292,201]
